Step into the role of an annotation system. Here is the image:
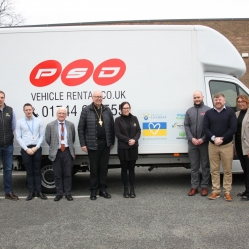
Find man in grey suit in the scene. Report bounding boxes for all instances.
[45,107,75,201]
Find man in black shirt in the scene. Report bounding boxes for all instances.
[78,90,115,200]
[203,92,237,201]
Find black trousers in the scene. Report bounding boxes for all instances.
[21,146,42,193]
[120,160,136,187]
[88,140,110,192]
[52,148,73,195]
[235,136,249,196]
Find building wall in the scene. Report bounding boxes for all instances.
[107,19,249,88]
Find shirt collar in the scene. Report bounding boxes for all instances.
[213,106,226,112]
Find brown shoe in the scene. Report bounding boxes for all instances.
[208,192,220,200]
[5,192,19,201]
[201,188,208,196]
[224,193,233,202]
[188,188,198,196]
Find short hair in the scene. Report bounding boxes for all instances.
[57,107,67,113]
[23,103,32,110]
[236,94,249,106]
[0,91,5,97]
[120,102,131,110]
[214,92,225,99]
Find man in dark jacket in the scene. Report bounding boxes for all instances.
[184,91,211,197]
[78,90,115,200]
[0,90,19,200]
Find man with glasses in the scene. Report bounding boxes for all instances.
[78,90,115,200]
[45,107,76,201]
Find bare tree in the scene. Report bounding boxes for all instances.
[0,0,25,27]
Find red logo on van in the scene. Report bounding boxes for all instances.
[30,60,62,87]
[93,59,126,86]
[30,59,126,87]
[61,59,94,86]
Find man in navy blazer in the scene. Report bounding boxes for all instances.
[45,107,75,201]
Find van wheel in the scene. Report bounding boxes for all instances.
[41,165,56,193]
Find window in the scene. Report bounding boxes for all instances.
[209,80,249,112]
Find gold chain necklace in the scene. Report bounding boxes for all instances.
[93,105,103,127]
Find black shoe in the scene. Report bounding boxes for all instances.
[37,192,47,200]
[123,187,129,198]
[99,190,111,199]
[65,195,73,201]
[54,195,63,201]
[237,191,246,197]
[130,187,136,198]
[26,192,35,201]
[90,192,97,200]
[5,192,19,201]
[241,195,249,201]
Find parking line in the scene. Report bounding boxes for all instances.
[0,195,94,199]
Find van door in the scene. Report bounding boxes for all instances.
[205,75,249,173]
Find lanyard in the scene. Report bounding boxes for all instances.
[25,118,34,135]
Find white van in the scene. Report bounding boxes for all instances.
[0,25,247,192]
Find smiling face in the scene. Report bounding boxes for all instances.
[56,107,67,122]
[121,103,131,116]
[193,91,204,105]
[92,90,103,107]
[214,96,226,111]
[237,98,248,110]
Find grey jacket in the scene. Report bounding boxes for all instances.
[45,120,75,161]
[78,103,115,150]
[184,102,211,142]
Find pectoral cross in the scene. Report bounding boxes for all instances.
[99,119,103,126]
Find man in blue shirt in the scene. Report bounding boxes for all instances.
[16,103,47,201]
[0,90,19,201]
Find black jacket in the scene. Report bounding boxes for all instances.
[78,103,115,150]
[114,114,141,149]
[0,104,14,147]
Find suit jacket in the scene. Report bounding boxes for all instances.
[235,108,249,155]
[45,119,75,161]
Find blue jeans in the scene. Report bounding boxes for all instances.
[0,144,13,193]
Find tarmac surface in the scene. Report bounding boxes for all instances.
[0,167,248,249]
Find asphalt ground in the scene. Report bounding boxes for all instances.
[0,167,248,249]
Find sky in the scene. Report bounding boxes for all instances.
[14,0,249,26]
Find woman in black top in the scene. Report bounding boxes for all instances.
[114,102,141,198]
[235,94,249,201]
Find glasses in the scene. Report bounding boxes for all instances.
[93,96,103,99]
[237,101,246,104]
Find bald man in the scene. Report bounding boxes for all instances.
[78,90,115,200]
[184,91,211,196]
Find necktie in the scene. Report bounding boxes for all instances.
[60,123,65,152]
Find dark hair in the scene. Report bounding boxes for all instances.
[0,90,5,97]
[120,102,131,110]
[23,103,32,110]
